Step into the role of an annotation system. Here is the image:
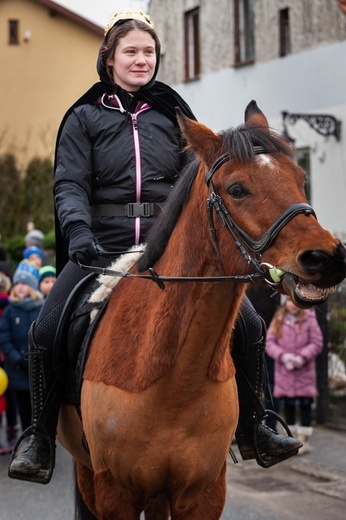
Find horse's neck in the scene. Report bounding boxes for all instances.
[170,280,244,384]
[151,200,245,381]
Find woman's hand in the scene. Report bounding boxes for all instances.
[68,224,106,265]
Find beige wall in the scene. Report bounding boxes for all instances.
[0,0,103,169]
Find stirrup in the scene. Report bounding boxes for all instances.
[252,410,297,469]
[8,427,55,485]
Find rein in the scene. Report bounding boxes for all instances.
[79,262,267,291]
[80,146,316,290]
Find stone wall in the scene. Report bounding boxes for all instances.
[150,0,346,84]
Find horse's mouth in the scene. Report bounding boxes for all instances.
[281,273,336,307]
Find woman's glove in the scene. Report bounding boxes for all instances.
[67,223,106,265]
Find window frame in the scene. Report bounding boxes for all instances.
[9,20,20,45]
[279,8,291,57]
[234,0,255,67]
[184,8,200,82]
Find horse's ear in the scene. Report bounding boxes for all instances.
[176,107,222,164]
[244,100,269,131]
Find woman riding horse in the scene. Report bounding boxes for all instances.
[9,9,301,485]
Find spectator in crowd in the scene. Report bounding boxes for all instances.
[0,256,18,455]
[0,261,44,448]
[22,246,44,270]
[38,266,56,298]
[24,229,49,266]
[266,298,323,454]
[24,229,44,250]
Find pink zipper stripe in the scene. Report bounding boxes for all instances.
[131,104,151,244]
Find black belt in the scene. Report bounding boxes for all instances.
[91,202,164,218]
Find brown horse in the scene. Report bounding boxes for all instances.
[58,101,346,519]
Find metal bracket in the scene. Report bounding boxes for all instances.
[282,111,342,141]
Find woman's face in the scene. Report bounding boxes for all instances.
[107,29,157,91]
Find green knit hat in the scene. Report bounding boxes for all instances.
[39,265,56,284]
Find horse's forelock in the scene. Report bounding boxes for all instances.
[220,124,294,161]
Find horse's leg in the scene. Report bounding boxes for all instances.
[75,461,97,519]
[144,496,170,520]
[170,462,227,520]
[93,469,141,520]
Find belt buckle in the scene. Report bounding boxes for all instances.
[127,202,154,217]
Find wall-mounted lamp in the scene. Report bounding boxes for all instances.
[282,111,342,142]
[23,30,31,42]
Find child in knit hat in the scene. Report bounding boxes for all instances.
[24,229,49,266]
[12,260,41,294]
[24,229,44,249]
[22,246,44,269]
[0,261,44,448]
[39,265,56,297]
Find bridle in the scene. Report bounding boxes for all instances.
[79,146,316,289]
[205,146,316,279]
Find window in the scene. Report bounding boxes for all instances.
[9,20,19,45]
[184,9,200,81]
[234,0,255,65]
[279,8,291,57]
[296,148,311,204]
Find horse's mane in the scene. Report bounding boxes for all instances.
[137,124,294,272]
[137,157,199,271]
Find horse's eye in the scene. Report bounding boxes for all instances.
[228,184,249,199]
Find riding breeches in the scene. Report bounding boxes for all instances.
[34,261,95,350]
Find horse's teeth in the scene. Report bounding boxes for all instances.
[297,284,336,300]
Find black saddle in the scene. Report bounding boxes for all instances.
[53,273,109,404]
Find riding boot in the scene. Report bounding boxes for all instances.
[8,322,60,484]
[232,297,302,468]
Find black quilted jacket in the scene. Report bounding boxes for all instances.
[54,94,186,255]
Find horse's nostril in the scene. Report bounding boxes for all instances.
[299,250,331,272]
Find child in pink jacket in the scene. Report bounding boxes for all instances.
[266,298,323,454]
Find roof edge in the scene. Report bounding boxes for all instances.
[34,0,104,36]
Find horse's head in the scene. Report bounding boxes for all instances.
[177,101,346,308]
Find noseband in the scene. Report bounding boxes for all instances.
[205,147,316,276]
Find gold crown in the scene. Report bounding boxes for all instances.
[104,10,154,35]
